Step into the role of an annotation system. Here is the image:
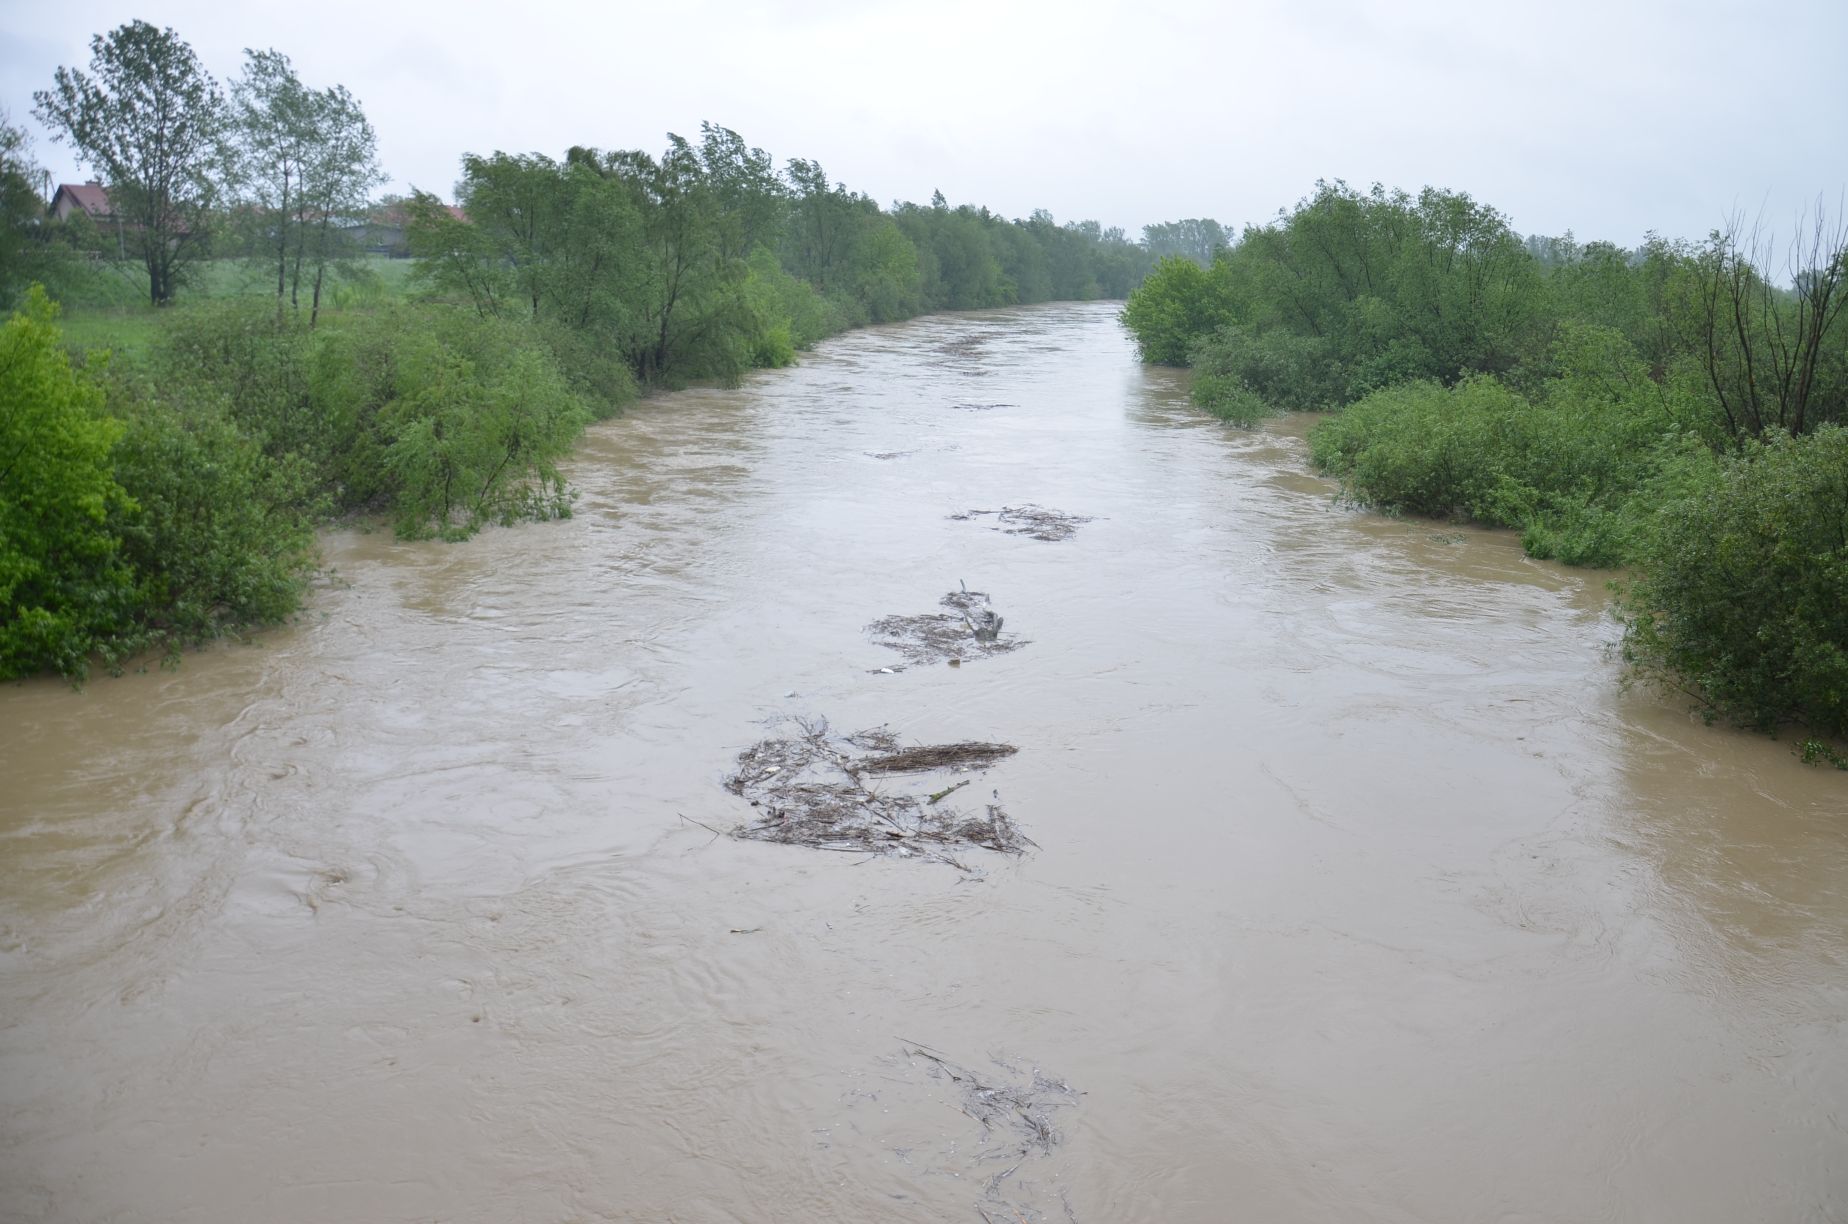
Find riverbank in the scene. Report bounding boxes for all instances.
[1120,182,1848,744]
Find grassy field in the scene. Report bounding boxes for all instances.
[52,255,419,355]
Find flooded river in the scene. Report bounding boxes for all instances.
[2,302,1843,1222]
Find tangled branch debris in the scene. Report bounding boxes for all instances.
[868,586,1025,668]
[949,505,1096,542]
[722,718,1029,861]
[895,1042,1083,1219]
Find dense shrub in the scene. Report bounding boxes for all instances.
[1,290,321,679]
[534,321,640,421]
[1123,182,1540,390]
[2,288,619,678]
[1190,325,1344,415]
[1623,427,1848,736]
[1190,372,1274,425]
[1309,377,1508,517]
[1121,256,1237,365]
[1309,327,1693,567]
[156,301,598,537]
[744,248,847,364]
[378,335,587,539]
[0,290,135,678]
[107,387,318,645]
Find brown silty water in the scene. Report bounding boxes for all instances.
[1,302,1843,1223]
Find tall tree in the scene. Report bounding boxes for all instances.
[296,81,385,326]
[33,21,224,305]
[1673,209,1848,439]
[696,123,783,264]
[230,50,385,326]
[230,49,317,322]
[599,136,752,384]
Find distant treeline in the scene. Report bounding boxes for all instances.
[1122,180,1848,747]
[403,128,1153,389]
[0,21,1189,681]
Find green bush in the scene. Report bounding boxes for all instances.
[1309,377,1504,518]
[1,289,321,679]
[534,320,639,419]
[380,336,588,539]
[1309,327,1692,567]
[158,301,322,464]
[1190,371,1274,425]
[155,301,596,537]
[1624,426,1848,736]
[1121,255,1237,365]
[744,247,846,360]
[107,385,318,647]
[1190,325,1343,414]
[0,289,135,678]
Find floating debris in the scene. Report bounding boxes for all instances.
[951,402,1016,412]
[949,504,1095,543]
[720,718,1029,862]
[868,586,1025,668]
[865,450,914,461]
[861,742,1017,773]
[892,1042,1084,1220]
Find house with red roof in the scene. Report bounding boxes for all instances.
[50,181,115,223]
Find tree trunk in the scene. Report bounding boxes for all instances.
[309,213,332,329]
[277,173,292,326]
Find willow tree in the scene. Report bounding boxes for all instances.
[33,21,223,305]
[229,49,384,326]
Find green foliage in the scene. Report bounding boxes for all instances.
[1191,374,1273,426]
[106,380,317,645]
[1123,181,1542,391]
[1660,222,1848,441]
[227,48,385,325]
[743,246,843,367]
[1189,325,1344,412]
[380,332,587,539]
[32,21,224,305]
[1138,179,1848,738]
[1310,327,1692,568]
[0,113,69,310]
[896,199,1013,310]
[1798,738,1848,769]
[845,218,924,321]
[156,300,596,537]
[0,289,133,678]
[1142,218,1229,266]
[1623,427,1848,736]
[533,320,640,418]
[410,138,1156,390]
[1122,256,1237,365]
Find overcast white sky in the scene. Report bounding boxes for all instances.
[4,0,1844,245]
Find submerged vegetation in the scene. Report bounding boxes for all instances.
[1122,180,1848,740]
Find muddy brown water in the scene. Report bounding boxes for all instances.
[2,302,1844,1223]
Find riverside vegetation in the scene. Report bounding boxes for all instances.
[1122,181,1847,745]
[2,21,1164,681]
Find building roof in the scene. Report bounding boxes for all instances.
[52,182,113,217]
